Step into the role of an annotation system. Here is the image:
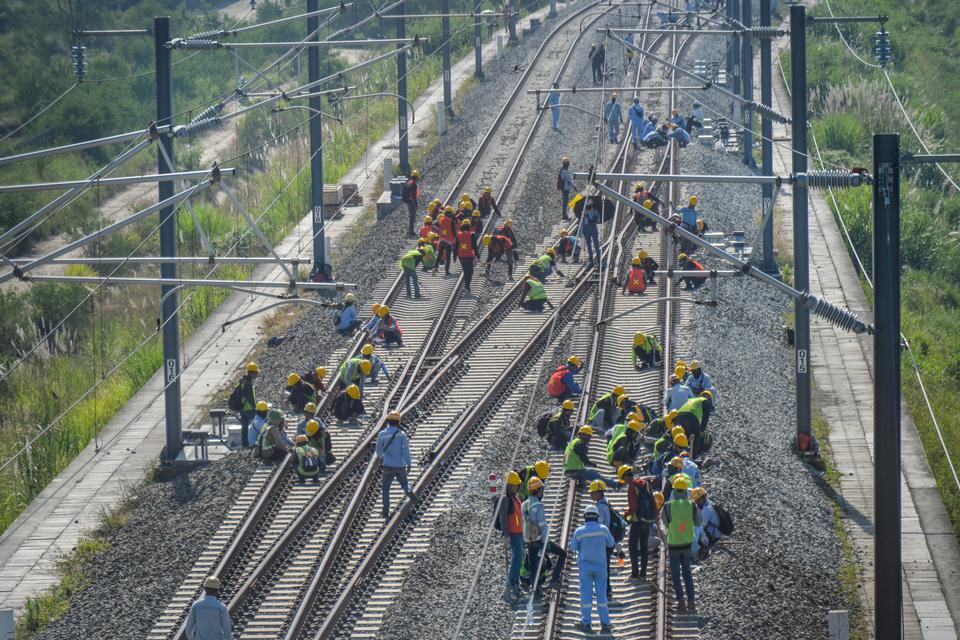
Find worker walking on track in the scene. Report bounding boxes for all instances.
[662,474,701,611]
[498,471,526,602]
[619,465,657,581]
[521,476,566,592]
[604,93,622,144]
[436,206,457,275]
[548,82,562,130]
[403,169,420,236]
[375,410,418,518]
[558,157,576,221]
[579,198,602,264]
[457,219,479,293]
[570,504,615,634]
[186,576,231,640]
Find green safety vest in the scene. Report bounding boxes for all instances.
[400,249,421,270]
[606,427,628,465]
[589,392,614,420]
[564,438,586,471]
[421,244,436,267]
[517,465,537,500]
[295,443,321,476]
[652,435,669,459]
[666,498,695,546]
[678,397,706,422]
[338,358,363,384]
[527,279,547,301]
[258,424,278,454]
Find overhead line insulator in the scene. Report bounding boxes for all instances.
[746,100,791,124]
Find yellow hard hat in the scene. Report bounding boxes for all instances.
[361,343,374,356]
[482,234,492,247]
[638,248,648,259]
[669,456,685,469]
[372,303,381,315]
[424,215,433,224]
[677,253,688,262]
[617,465,634,483]
[246,361,261,373]
[377,305,390,317]
[560,228,569,237]
[427,232,438,241]
[387,410,402,422]
[634,181,644,191]
[567,355,582,367]
[562,399,575,411]
[287,372,300,386]
[589,479,607,492]
[411,169,421,178]
[671,474,691,490]
[344,292,356,303]
[527,476,544,492]
[578,425,594,437]
[627,420,642,433]
[688,195,698,207]
[315,367,327,379]
[484,185,492,193]
[643,198,653,209]
[668,409,680,422]
[346,384,361,400]
[561,156,570,163]
[461,192,470,201]
[546,247,556,256]
[304,402,317,413]
[631,256,641,266]
[690,360,701,370]
[305,420,320,436]
[671,425,685,438]
[616,394,630,407]
[654,491,665,509]
[359,360,373,375]
[634,332,646,345]
[627,411,642,422]
[295,434,309,444]
[674,365,686,379]
[255,400,268,411]
[428,202,437,213]
[690,487,707,501]
[444,205,454,213]
[674,433,689,448]
[534,460,550,478]
[506,471,521,485]
[472,209,481,217]
[701,389,713,401]
[612,385,625,396]
[461,219,471,228]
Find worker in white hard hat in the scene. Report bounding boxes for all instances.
[335,292,361,334]
[185,576,231,639]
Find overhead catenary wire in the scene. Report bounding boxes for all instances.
[0,82,80,144]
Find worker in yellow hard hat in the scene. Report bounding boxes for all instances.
[623,256,648,295]
[248,400,270,448]
[304,417,332,468]
[233,361,261,448]
[547,355,583,401]
[285,372,318,413]
[257,408,292,462]
[673,390,715,457]
[677,252,706,291]
[555,227,577,263]
[302,366,328,399]
[517,459,550,501]
[293,433,322,483]
[684,360,716,399]
[483,226,516,280]
[538,398,576,449]
[359,343,390,385]
[375,408,416,518]
[331,383,365,422]
[636,247,660,284]
[419,215,437,241]
[477,185,500,218]
[335,292,362,334]
[632,332,663,370]
[662,472,701,610]
[665,372,694,412]
[497,469,525,601]
[619,465,657,580]
[418,235,437,271]
[564,425,619,487]
[520,473,567,591]
[589,385,627,431]
[402,168,421,235]
[373,305,404,347]
[606,419,645,469]
[297,401,318,435]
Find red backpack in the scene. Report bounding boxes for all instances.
[547,365,570,397]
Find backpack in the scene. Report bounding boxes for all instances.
[714,503,734,536]
[228,380,245,412]
[332,309,342,326]
[608,506,626,542]
[535,411,553,439]
[546,366,569,397]
[556,171,564,191]
[301,448,320,472]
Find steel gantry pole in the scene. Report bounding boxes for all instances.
[741,0,753,167]
[396,0,410,174]
[731,0,741,125]
[760,0,775,272]
[790,4,812,446]
[508,0,518,44]
[474,1,484,79]
[725,0,734,81]
[155,16,182,461]
[307,0,328,280]
[873,133,902,640]
[441,0,453,116]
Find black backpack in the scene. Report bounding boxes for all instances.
[535,411,552,439]
[608,506,627,543]
[227,380,245,412]
[714,502,734,536]
[301,448,320,472]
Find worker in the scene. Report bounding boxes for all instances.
[336,356,372,392]
[624,32,635,69]
[669,108,685,129]
[335,292,361,334]
[638,248,659,283]
[652,431,688,476]
[419,215,436,240]
[607,419,644,469]
[303,366,328,399]
[454,218,478,293]
[297,401,318,435]
[375,305,404,347]
[622,257,648,294]
[579,198,601,264]
[469,209,483,245]
[589,385,625,431]
[589,479,616,598]
[685,100,704,134]
[419,237,437,271]
[645,409,673,441]
[529,248,564,282]
[662,474,701,611]
[547,355,583,400]
[570,503,615,634]
[498,471,526,602]
[690,487,721,556]
[556,228,577,263]
[248,400,269,448]
[542,399,575,449]
[363,303,383,333]
[360,343,390,384]
[305,418,333,468]
[667,122,691,147]
[285,372,317,412]
[519,274,554,311]
[496,218,520,255]
[674,390,714,457]
[679,196,699,233]
[628,98,646,148]
[679,451,702,488]
[234,361,259,449]
[516,459,550,501]
[604,93,622,144]
[675,359,687,380]
[665,374,694,411]
[436,206,457,275]
[619,465,657,581]
[375,410,417,518]
[292,434,322,483]
[256,409,291,462]
[684,360,716,399]
[521,476,566,591]
[565,425,619,486]
[632,332,663,369]
[185,576,231,640]
[402,168,420,236]
[478,185,501,218]
[333,383,365,422]
[483,231,515,279]
[558,157,576,221]
[677,253,706,290]
[548,81,562,130]
[458,192,477,216]
[642,122,669,148]
[588,42,605,85]
[400,246,424,298]
[662,456,691,500]
[638,115,656,142]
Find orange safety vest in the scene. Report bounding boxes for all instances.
[507,494,523,533]
[438,215,455,243]
[457,230,476,258]
[419,224,435,239]
[626,266,647,293]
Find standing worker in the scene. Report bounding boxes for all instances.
[558,157,576,221]
[604,93,623,144]
[628,98,645,148]
[521,476,567,591]
[570,504,615,634]
[589,43,606,85]
[662,474,701,611]
[477,185,501,218]
[375,410,418,518]
[400,246,424,298]
[579,198,601,264]
[403,169,421,236]
[232,362,259,449]
[185,576,231,640]
[620,465,657,581]
[548,81,562,130]
[437,206,457,275]
[498,471,526,602]
[457,218,479,293]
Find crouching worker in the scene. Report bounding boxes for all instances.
[536,398,575,449]
[632,332,663,369]
[483,231,515,279]
[305,418,335,467]
[332,384,365,422]
[519,275,554,311]
[256,409,291,462]
[622,257,648,294]
[293,434,322,483]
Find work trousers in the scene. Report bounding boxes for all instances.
[551,106,561,130]
[402,267,421,297]
[382,466,412,513]
[582,228,601,263]
[460,256,475,291]
[521,299,547,311]
[405,200,417,235]
[526,540,566,585]
[578,565,611,626]
[437,241,454,274]
[668,546,696,604]
[507,532,524,588]
[608,120,620,143]
[239,410,254,449]
[561,189,571,220]
[628,521,651,577]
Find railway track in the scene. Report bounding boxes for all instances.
[149,2,638,639]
